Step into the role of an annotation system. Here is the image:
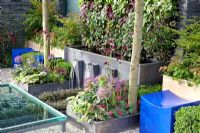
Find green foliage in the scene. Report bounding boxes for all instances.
[163,19,200,85]
[24,0,82,48]
[48,59,72,80]
[24,0,59,39]
[144,0,178,30]
[174,106,200,133]
[13,59,72,85]
[174,19,200,54]
[80,0,177,62]
[67,76,134,122]
[13,67,62,85]
[137,84,162,98]
[51,16,82,48]
[21,52,41,66]
[143,23,176,62]
[39,89,82,111]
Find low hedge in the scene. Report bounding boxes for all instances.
[39,89,82,111]
[174,106,200,133]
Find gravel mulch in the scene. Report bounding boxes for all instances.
[0,68,139,133]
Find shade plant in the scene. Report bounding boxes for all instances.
[13,57,72,85]
[67,75,134,122]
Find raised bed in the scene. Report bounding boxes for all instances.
[64,47,164,85]
[66,107,139,133]
[13,80,76,97]
[162,75,200,100]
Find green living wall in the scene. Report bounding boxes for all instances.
[79,0,178,63]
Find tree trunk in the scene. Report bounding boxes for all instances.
[128,0,144,110]
[43,0,50,67]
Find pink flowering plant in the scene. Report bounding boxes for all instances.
[67,75,134,122]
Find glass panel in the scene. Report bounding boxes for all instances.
[0,84,66,132]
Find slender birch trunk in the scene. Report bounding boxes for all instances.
[43,0,50,67]
[128,0,144,109]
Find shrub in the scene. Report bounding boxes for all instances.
[51,16,82,48]
[162,18,200,85]
[32,15,82,48]
[24,0,59,39]
[24,1,82,48]
[174,106,200,133]
[48,59,72,80]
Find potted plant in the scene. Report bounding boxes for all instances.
[162,19,200,100]
[12,53,76,96]
[66,75,139,133]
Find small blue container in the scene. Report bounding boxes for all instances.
[12,48,34,66]
[140,90,200,133]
